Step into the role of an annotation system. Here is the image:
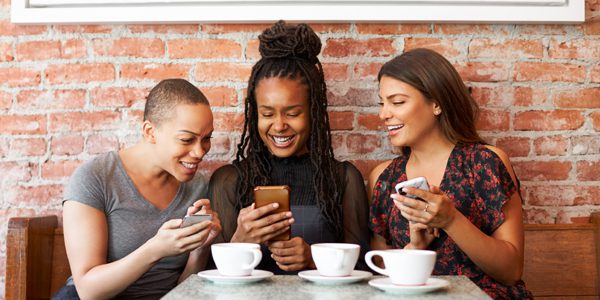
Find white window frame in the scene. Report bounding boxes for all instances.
[11,0,585,24]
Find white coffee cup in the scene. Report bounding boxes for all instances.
[211,243,262,276]
[365,249,436,285]
[311,243,360,277]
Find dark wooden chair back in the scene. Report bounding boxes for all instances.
[523,212,600,299]
[5,215,71,300]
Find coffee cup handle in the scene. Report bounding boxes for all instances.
[242,249,262,271]
[365,251,388,276]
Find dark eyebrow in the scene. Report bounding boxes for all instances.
[177,130,213,137]
[385,93,410,100]
[258,104,304,110]
[177,130,198,135]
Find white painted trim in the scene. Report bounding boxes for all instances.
[11,0,585,24]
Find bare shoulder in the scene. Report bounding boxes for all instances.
[368,160,393,186]
[366,160,393,204]
[484,145,512,168]
[484,144,518,184]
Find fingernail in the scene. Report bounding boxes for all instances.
[286,212,292,217]
[273,203,279,208]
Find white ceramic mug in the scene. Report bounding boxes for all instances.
[311,243,360,277]
[365,249,436,285]
[211,243,262,276]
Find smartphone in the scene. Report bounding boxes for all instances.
[395,177,429,200]
[180,214,212,228]
[253,185,291,241]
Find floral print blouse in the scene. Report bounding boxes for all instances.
[369,143,532,299]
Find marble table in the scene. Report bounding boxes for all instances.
[162,274,491,299]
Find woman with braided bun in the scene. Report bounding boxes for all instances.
[208,21,370,274]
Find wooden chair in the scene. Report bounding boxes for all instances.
[5,215,70,300]
[523,211,600,299]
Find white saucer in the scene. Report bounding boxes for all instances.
[368,277,450,295]
[298,270,372,285]
[197,269,273,285]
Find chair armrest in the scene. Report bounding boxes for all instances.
[6,215,59,300]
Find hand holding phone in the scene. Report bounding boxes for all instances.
[254,185,291,241]
[395,177,429,200]
[180,214,212,228]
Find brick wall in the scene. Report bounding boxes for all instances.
[1,0,599,295]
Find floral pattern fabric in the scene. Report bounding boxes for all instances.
[369,143,532,299]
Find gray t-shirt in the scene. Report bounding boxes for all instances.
[63,151,208,299]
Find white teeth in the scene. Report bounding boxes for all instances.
[388,125,404,131]
[181,162,197,169]
[272,136,293,144]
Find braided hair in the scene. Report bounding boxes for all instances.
[234,21,344,240]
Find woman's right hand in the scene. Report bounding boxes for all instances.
[392,193,438,250]
[147,219,213,259]
[405,220,438,250]
[231,203,293,244]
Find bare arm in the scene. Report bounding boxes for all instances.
[444,192,524,284]
[64,201,212,299]
[443,146,524,284]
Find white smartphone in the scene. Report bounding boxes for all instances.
[180,214,212,228]
[395,177,430,200]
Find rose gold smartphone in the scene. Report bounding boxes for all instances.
[253,185,291,241]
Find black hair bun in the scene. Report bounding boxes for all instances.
[258,20,322,64]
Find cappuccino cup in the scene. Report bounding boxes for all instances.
[211,243,262,276]
[311,243,360,277]
[365,249,436,285]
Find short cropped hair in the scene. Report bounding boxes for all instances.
[143,78,209,126]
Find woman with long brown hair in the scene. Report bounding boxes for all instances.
[368,48,532,299]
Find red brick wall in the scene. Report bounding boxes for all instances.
[1,0,599,294]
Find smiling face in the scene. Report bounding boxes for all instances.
[378,76,441,148]
[255,77,311,158]
[148,103,214,182]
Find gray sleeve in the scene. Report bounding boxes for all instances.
[63,159,106,212]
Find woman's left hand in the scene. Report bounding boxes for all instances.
[396,185,457,229]
[267,237,315,272]
[187,199,222,247]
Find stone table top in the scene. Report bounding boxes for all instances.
[162,274,491,300]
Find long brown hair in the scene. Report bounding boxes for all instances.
[378,48,485,153]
